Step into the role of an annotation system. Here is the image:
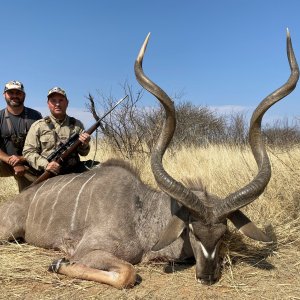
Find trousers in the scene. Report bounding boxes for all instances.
[0,161,35,192]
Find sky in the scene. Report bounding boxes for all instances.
[1,0,300,127]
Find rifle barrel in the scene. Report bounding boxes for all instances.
[86,95,128,134]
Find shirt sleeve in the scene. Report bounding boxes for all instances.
[77,143,90,156]
[23,122,49,171]
[75,119,90,157]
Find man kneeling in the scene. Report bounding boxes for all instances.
[23,87,91,177]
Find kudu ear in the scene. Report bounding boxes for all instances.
[152,207,188,251]
[228,210,273,243]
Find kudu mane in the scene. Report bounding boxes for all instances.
[103,159,206,194]
[101,158,141,178]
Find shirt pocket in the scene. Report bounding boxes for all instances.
[39,133,55,152]
[58,134,71,145]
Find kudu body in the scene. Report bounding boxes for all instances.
[0,31,298,288]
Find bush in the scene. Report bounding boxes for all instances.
[86,83,300,158]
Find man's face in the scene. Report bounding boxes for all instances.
[4,89,25,107]
[47,93,68,120]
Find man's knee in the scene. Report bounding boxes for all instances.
[0,161,14,177]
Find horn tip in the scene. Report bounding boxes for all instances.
[144,32,151,45]
[136,32,151,63]
[286,27,290,38]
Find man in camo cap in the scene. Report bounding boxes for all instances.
[0,80,42,192]
[23,86,91,177]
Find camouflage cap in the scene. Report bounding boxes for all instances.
[47,87,68,99]
[4,80,25,93]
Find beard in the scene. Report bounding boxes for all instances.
[5,95,25,107]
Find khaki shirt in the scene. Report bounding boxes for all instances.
[23,114,90,171]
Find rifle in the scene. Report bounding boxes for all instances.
[30,95,128,186]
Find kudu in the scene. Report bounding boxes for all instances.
[0,31,298,289]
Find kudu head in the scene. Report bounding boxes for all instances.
[134,30,299,284]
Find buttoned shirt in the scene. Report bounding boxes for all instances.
[23,114,90,171]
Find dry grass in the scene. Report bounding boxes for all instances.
[1,143,300,299]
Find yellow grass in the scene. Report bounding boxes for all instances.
[0,143,300,299]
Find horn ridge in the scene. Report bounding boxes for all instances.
[134,34,208,218]
[215,30,299,218]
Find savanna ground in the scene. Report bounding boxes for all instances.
[0,142,299,300]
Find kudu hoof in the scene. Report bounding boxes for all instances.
[48,258,70,273]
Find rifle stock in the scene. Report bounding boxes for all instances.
[30,95,128,186]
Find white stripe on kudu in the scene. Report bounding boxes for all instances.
[198,241,217,260]
[46,174,83,230]
[31,180,49,222]
[71,173,96,230]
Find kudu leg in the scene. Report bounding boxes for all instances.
[49,250,137,289]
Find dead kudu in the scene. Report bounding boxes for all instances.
[0,31,298,289]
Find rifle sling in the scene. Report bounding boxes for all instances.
[44,116,76,152]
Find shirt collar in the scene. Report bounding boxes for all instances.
[50,113,68,125]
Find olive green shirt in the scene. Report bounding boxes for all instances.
[23,114,90,171]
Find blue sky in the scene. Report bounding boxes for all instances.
[1,0,300,127]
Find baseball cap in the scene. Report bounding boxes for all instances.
[4,80,25,93]
[47,87,68,99]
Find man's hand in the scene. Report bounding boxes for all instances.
[7,155,25,167]
[13,165,26,177]
[79,132,91,146]
[46,161,61,175]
